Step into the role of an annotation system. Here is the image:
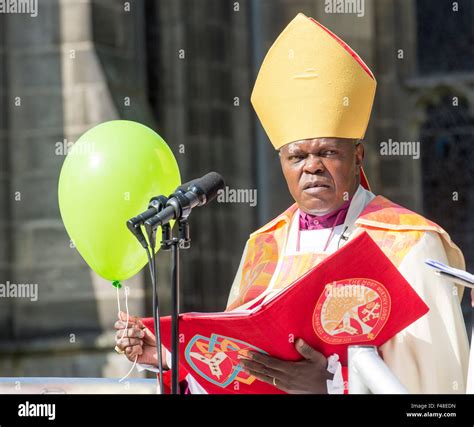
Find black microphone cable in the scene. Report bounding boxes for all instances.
[144,238,165,394]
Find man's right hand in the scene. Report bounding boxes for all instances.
[114,311,161,367]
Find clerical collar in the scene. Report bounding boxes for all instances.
[299,195,354,230]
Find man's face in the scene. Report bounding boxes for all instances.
[279,138,364,215]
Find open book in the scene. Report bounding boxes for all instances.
[143,231,429,394]
[425,259,474,289]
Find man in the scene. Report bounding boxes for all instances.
[115,13,469,394]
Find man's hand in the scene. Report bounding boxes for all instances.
[238,338,332,394]
[114,311,159,366]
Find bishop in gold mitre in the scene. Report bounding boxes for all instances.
[116,13,469,395]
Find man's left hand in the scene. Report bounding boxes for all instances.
[238,338,332,394]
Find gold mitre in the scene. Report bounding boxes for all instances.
[251,13,377,150]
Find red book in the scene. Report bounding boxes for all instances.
[143,231,429,394]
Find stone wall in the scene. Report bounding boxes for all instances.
[0,0,146,379]
[0,13,12,342]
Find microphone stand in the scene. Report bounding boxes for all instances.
[160,219,191,394]
[139,172,225,393]
[129,173,225,394]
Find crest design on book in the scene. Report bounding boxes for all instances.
[185,334,268,388]
[312,278,391,344]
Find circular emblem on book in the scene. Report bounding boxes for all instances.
[312,278,391,344]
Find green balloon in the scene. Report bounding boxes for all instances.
[58,120,181,282]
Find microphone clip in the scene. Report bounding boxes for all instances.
[178,220,191,250]
[127,195,169,249]
[159,219,191,251]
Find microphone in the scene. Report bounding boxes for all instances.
[144,171,225,234]
[126,178,200,248]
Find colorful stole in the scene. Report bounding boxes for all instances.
[226,195,464,311]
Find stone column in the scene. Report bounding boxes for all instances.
[0,13,13,343]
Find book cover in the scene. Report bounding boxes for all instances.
[143,231,429,394]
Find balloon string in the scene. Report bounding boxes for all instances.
[116,284,138,383]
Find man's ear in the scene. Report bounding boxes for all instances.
[355,141,364,167]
